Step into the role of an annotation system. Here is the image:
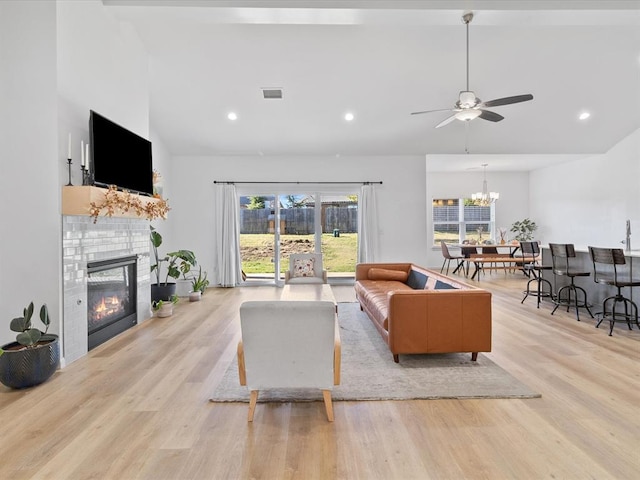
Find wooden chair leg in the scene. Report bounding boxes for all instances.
[322,390,334,422]
[248,390,259,422]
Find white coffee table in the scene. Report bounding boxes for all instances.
[281,283,336,305]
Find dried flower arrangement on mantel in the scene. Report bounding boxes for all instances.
[88,185,170,223]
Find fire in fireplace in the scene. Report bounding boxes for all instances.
[87,255,137,350]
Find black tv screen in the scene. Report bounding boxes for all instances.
[89,110,153,196]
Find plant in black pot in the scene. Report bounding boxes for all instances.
[150,227,196,303]
[0,302,60,389]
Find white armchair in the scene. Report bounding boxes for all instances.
[237,300,341,422]
[284,253,328,284]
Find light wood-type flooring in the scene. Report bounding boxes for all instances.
[1,272,638,479]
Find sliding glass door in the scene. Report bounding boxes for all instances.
[319,194,358,282]
[238,187,358,284]
[238,195,277,282]
[278,194,318,283]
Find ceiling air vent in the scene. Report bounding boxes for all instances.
[262,88,283,99]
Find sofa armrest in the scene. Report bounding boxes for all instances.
[386,289,492,353]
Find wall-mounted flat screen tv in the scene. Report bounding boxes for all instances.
[89,110,153,196]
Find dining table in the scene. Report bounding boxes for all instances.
[450,243,522,279]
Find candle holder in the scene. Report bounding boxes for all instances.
[82,166,90,186]
[66,158,73,186]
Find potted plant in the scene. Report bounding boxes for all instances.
[152,294,179,318]
[0,302,60,389]
[150,227,196,302]
[189,266,210,302]
[510,218,538,241]
[175,251,198,297]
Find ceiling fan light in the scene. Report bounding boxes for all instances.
[459,91,477,107]
[456,109,482,121]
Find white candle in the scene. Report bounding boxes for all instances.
[81,140,85,167]
[68,133,71,159]
[85,144,90,171]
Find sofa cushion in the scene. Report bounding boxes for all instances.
[406,269,428,289]
[368,268,408,282]
[355,280,413,330]
[435,280,458,290]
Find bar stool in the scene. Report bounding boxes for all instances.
[588,246,640,336]
[549,243,594,321]
[520,241,553,308]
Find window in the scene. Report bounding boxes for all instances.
[432,198,495,246]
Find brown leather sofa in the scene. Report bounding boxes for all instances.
[355,263,492,362]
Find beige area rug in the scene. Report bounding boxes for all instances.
[210,302,541,402]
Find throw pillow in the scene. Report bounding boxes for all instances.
[368,268,409,282]
[293,257,316,277]
[435,280,458,290]
[406,270,428,289]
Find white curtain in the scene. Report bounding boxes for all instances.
[357,184,379,263]
[213,184,243,287]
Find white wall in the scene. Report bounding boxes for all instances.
[149,127,173,249]
[530,128,640,248]
[167,155,427,279]
[425,167,530,268]
[0,0,152,350]
[0,1,60,346]
[57,0,149,187]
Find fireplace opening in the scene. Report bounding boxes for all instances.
[87,255,137,350]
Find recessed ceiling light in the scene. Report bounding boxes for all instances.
[578,112,590,120]
[227,112,238,121]
[344,112,355,122]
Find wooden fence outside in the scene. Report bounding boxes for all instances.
[240,207,357,234]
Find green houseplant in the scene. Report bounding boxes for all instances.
[510,218,538,241]
[150,227,196,302]
[152,294,179,318]
[189,266,210,302]
[0,302,60,389]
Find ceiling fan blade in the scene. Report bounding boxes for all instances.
[478,110,504,122]
[435,114,459,129]
[480,94,533,108]
[411,108,454,116]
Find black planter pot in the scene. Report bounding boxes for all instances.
[151,283,176,303]
[0,337,60,389]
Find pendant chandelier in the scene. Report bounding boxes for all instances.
[471,164,499,206]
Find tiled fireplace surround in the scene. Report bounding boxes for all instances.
[62,216,152,364]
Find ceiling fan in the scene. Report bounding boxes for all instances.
[411,11,533,128]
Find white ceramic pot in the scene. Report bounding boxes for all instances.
[189,291,201,302]
[175,279,192,297]
[156,304,174,317]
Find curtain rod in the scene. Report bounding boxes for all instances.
[213,181,382,185]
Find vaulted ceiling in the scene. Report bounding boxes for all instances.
[104,1,640,168]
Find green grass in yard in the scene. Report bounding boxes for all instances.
[240,233,357,273]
